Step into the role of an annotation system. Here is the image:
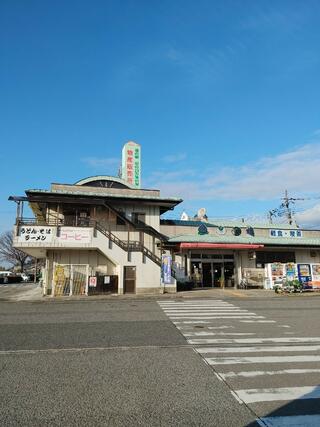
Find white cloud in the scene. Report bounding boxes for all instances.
[162,153,187,163]
[81,157,120,169]
[149,141,320,203]
[296,203,320,227]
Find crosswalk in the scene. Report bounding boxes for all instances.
[158,299,320,427]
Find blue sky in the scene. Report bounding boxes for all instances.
[1,0,320,232]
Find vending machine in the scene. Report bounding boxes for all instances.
[297,264,312,288]
[285,263,298,281]
[265,263,285,289]
[310,264,320,290]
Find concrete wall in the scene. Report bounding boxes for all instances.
[160,223,320,240]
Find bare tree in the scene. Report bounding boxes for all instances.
[0,231,30,272]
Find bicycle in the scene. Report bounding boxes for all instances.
[238,278,248,290]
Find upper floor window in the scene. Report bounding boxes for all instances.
[132,212,146,224]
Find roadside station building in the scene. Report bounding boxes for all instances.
[161,219,320,290]
[9,143,320,296]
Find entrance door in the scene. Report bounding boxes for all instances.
[212,263,222,287]
[123,266,136,294]
[202,263,213,287]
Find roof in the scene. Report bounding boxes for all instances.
[22,188,182,215]
[74,175,134,188]
[168,233,320,247]
[26,189,182,203]
[161,219,300,230]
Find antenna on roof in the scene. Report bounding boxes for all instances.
[180,211,189,221]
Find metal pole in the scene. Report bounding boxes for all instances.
[34,258,38,283]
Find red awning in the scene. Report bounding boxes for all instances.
[180,243,264,250]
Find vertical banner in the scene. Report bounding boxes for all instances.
[161,254,172,284]
[122,141,141,188]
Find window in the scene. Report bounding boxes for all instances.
[256,251,295,267]
[132,212,146,225]
[116,211,126,226]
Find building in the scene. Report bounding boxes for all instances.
[9,149,320,295]
[160,219,320,289]
[10,175,182,296]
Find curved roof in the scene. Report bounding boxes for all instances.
[74,175,134,189]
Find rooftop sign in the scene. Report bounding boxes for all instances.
[121,141,141,189]
[270,229,303,238]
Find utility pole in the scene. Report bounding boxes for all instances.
[283,190,293,225]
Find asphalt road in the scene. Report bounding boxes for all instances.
[1,293,320,426]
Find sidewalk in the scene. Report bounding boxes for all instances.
[0,283,277,302]
[1,283,319,302]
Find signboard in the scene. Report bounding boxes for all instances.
[121,141,141,188]
[58,228,91,243]
[18,226,54,243]
[161,254,172,284]
[88,276,97,287]
[270,229,302,238]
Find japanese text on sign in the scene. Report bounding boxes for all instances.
[270,229,303,238]
[19,226,54,242]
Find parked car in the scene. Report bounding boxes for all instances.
[0,271,22,284]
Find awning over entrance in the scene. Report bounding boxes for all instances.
[180,243,264,250]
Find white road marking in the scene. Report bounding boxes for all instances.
[173,321,213,324]
[165,311,250,317]
[236,385,320,403]
[196,344,320,354]
[161,305,242,308]
[257,414,320,427]
[171,316,265,320]
[220,368,320,379]
[160,305,234,308]
[176,325,233,330]
[165,312,254,316]
[240,320,276,323]
[163,310,250,314]
[206,355,320,365]
[207,326,234,329]
[158,300,224,303]
[188,337,320,344]
[184,332,256,337]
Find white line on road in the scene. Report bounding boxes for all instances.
[188,337,320,344]
[196,344,320,354]
[236,385,320,403]
[163,309,248,312]
[165,312,254,316]
[220,368,320,379]
[173,321,213,324]
[184,332,256,337]
[206,355,320,365]
[171,316,265,320]
[207,326,234,329]
[176,325,234,330]
[240,320,276,323]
